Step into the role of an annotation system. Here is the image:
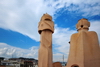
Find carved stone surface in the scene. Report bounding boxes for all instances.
[38,13,54,67]
[66,18,100,67]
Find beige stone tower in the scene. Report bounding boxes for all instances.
[38,13,54,67]
[66,18,100,67]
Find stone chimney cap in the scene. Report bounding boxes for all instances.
[76,18,90,31]
[41,13,52,21]
[78,18,88,21]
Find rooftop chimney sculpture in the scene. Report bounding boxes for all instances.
[38,13,54,67]
[66,18,100,67]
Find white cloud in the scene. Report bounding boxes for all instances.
[0,42,69,62]
[89,20,100,43]
[0,0,56,41]
[54,0,100,17]
[53,53,67,62]
[53,25,76,53]
[0,0,100,41]
[52,25,76,61]
[0,43,38,59]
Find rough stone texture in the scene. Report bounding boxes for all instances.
[38,13,54,67]
[66,18,100,67]
[53,62,62,67]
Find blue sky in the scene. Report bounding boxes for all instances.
[0,0,100,62]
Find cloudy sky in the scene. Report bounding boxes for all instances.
[0,0,100,62]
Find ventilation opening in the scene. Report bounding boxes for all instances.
[81,25,83,28]
[71,64,79,67]
[73,66,79,67]
[68,41,70,44]
[45,18,51,21]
